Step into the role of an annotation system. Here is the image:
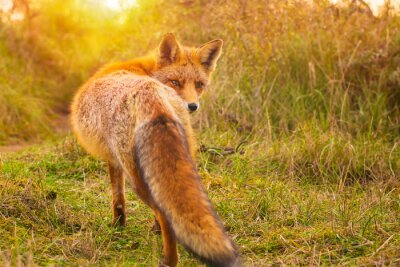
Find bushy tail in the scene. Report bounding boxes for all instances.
[134,115,240,267]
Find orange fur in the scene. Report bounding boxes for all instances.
[94,33,223,113]
[70,34,240,266]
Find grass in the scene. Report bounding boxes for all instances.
[1,0,400,265]
[0,134,399,266]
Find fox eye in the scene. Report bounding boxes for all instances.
[170,80,181,87]
[195,81,204,89]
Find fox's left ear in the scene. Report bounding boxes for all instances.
[197,39,223,71]
[158,33,182,66]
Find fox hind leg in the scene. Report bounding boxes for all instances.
[108,161,126,227]
[155,209,178,267]
[122,156,176,265]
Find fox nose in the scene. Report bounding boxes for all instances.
[188,103,198,112]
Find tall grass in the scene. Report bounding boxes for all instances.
[1,0,399,142]
[174,0,400,182]
[1,0,398,179]
[179,0,400,138]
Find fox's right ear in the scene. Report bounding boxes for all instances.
[197,39,223,72]
[158,33,182,66]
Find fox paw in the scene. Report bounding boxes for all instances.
[112,214,126,227]
[151,218,161,234]
[159,258,178,267]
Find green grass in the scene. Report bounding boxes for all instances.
[2,0,399,144]
[0,134,398,266]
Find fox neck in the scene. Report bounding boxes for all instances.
[94,56,157,79]
[119,56,158,76]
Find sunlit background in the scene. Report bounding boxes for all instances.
[0,0,399,142]
[1,0,400,21]
[102,0,138,11]
[330,0,400,14]
[0,0,140,21]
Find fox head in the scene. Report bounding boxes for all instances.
[151,33,223,113]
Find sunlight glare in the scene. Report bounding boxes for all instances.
[104,0,120,11]
[10,11,24,21]
[0,0,12,13]
[102,0,138,11]
[330,0,400,15]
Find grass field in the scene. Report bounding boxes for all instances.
[0,0,399,266]
[1,135,399,266]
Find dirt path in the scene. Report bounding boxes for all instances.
[0,143,31,153]
[0,112,71,155]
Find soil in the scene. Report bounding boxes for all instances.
[0,112,71,155]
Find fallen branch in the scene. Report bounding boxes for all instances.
[199,141,247,156]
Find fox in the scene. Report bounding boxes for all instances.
[70,33,241,267]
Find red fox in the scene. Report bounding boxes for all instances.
[70,34,240,267]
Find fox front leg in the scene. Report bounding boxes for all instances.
[152,217,161,234]
[108,162,126,227]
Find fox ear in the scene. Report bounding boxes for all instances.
[197,39,223,71]
[158,33,182,66]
